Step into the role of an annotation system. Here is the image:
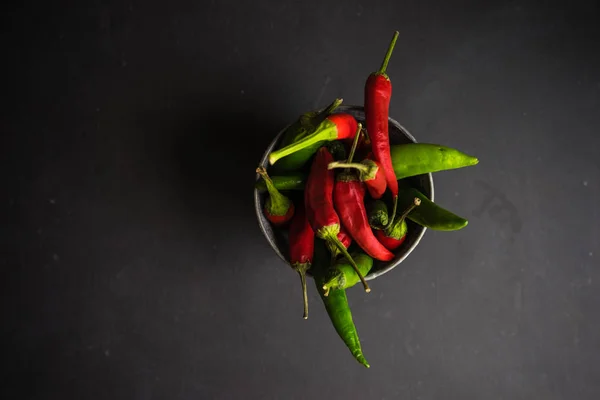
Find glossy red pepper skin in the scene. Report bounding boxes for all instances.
[266,205,295,226]
[365,31,400,224]
[364,153,386,199]
[334,174,394,262]
[289,203,314,265]
[289,198,314,319]
[365,74,397,200]
[375,226,406,250]
[305,147,370,292]
[305,148,339,232]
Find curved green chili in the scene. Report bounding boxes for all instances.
[314,275,370,368]
[322,252,374,295]
[391,143,479,180]
[398,187,468,231]
[312,243,370,368]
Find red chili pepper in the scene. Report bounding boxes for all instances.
[333,172,394,262]
[365,31,400,225]
[328,152,387,199]
[268,114,358,165]
[288,198,314,320]
[304,147,370,292]
[375,197,421,250]
[256,167,295,225]
[331,123,394,262]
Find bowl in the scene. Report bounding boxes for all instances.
[254,105,434,280]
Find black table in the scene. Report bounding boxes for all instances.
[4,1,600,398]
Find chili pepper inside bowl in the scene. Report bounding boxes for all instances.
[254,105,434,280]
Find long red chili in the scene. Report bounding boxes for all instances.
[331,124,394,262]
[328,152,387,199]
[365,31,400,225]
[288,198,314,319]
[269,114,358,165]
[304,147,370,292]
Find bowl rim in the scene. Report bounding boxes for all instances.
[254,104,434,280]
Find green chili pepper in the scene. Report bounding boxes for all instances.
[391,143,479,179]
[367,200,389,230]
[313,244,370,368]
[254,173,306,192]
[398,187,468,231]
[267,142,478,181]
[322,252,374,295]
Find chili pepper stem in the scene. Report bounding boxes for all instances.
[328,161,370,173]
[346,123,363,164]
[292,262,310,319]
[268,123,338,165]
[387,197,421,234]
[256,167,291,211]
[384,196,398,232]
[322,277,340,297]
[377,31,399,76]
[321,98,344,116]
[320,227,370,293]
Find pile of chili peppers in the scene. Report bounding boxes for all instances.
[255,31,479,368]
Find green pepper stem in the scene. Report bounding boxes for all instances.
[322,274,341,297]
[377,31,399,76]
[346,123,362,164]
[268,121,337,165]
[384,195,399,232]
[299,270,308,319]
[387,197,421,235]
[256,167,290,212]
[321,98,343,117]
[322,229,370,293]
[327,161,370,173]
[291,262,311,319]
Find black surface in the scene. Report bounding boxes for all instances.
[3,1,600,399]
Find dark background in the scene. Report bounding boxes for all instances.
[3,0,600,398]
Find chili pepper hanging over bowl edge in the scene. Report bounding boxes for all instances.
[304,146,370,292]
[268,113,358,166]
[322,252,374,296]
[256,167,295,225]
[288,198,315,320]
[312,242,370,368]
[365,30,400,228]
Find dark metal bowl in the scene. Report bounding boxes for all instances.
[254,105,434,280]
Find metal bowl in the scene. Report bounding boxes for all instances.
[254,105,434,280]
